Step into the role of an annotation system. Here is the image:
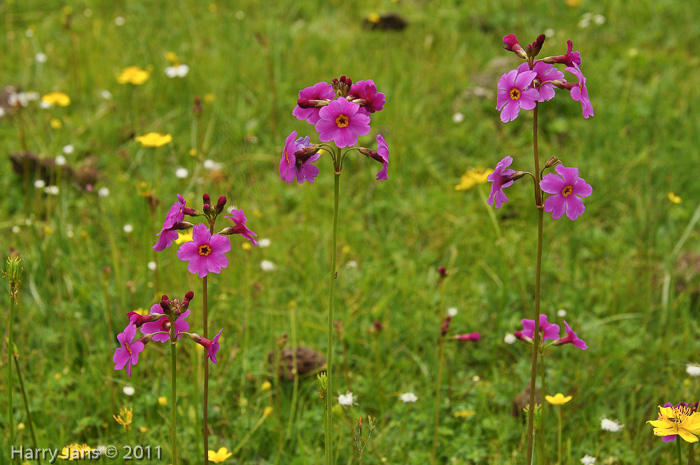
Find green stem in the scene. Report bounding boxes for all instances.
[557,407,562,465]
[689,442,695,465]
[286,304,300,439]
[203,275,209,465]
[678,437,683,465]
[171,340,178,465]
[13,354,41,464]
[431,285,446,465]
[7,287,15,445]
[540,351,547,465]
[526,103,544,465]
[325,170,341,465]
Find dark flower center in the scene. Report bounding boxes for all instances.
[562,185,573,197]
[198,244,212,256]
[509,88,521,100]
[335,114,350,128]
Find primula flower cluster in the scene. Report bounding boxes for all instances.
[498,34,593,120]
[281,76,389,183]
[514,314,587,350]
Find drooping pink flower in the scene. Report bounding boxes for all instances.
[375,134,389,180]
[223,209,258,245]
[565,63,594,118]
[516,62,565,102]
[280,131,321,184]
[503,33,526,58]
[540,164,592,220]
[487,156,516,209]
[553,321,588,350]
[521,314,560,341]
[113,323,145,377]
[546,40,582,68]
[127,311,153,327]
[315,98,371,148]
[140,303,191,343]
[293,82,334,124]
[196,329,223,363]
[153,194,187,251]
[176,223,231,278]
[496,68,539,123]
[455,333,481,342]
[349,80,385,114]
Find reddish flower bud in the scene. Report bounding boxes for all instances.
[441,316,452,336]
[184,291,195,302]
[454,332,481,342]
[202,193,210,205]
[503,33,527,58]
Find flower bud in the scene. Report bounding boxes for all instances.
[184,291,195,302]
[527,34,546,58]
[3,257,22,287]
[192,97,202,117]
[215,196,227,214]
[160,300,171,315]
[544,156,560,169]
[174,221,194,230]
[503,33,527,59]
[514,331,533,344]
[202,193,210,205]
[454,332,481,342]
[332,75,353,98]
[510,171,528,182]
[441,316,452,337]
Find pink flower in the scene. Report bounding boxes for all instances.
[375,134,389,180]
[223,209,258,245]
[503,33,526,58]
[487,156,515,209]
[516,62,565,102]
[497,68,539,123]
[315,98,371,148]
[196,329,223,363]
[455,333,481,342]
[547,40,582,68]
[540,165,592,220]
[521,314,560,341]
[127,312,153,327]
[140,303,191,343]
[153,194,187,251]
[176,223,231,278]
[554,321,588,350]
[565,63,594,118]
[280,131,321,184]
[113,323,145,377]
[293,82,334,124]
[349,80,385,114]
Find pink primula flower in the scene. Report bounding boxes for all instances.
[516,62,565,102]
[554,321,588,350]
[455,333,481,342]
[176,223,231,278]
[487,156,516,209]
[315,98,371,148]
[293,82,334,124]
[375,134,389,180]
[565,63,594,118]
[496,68,539,123]
[153,194,187,251]
[280,131,321,184]
[113,323,145,377]
[521,314,560,341]
[197,329,223,363]
[349,79,385,114]
[140,303,191,343]
[540,165,592,220]
[223,209,258,245]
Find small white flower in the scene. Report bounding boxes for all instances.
[55,155,66,166]
[235,10,245,20]
[100,90,113,100]
[472,375,480,383]
[25,29,34,38]
[504,333,516,344]
[148,261,157,271]
[12,226,20,234]
[67,229,74,238]
[594,14,606,25]
[25,219,32,226]
[452,112,465,123]
[260,260,276,272]
[0,108,5,118]
[338,392,355,406]
[544,28,555,38]
[175,168,189,179]
[400,392,418,403]
[34,179,46,189]
[123,224,133,233]
[687,365,700,376]
[601,418,624,432]
[44,185,59,195]
[114,16,125,26]
[203,159,223,170]
[578,17,590,28]
[122,386,135,396]
[228,205,239,214]
[62,144,75,154]
[447,307,458,317]
[83,8,93,17]
[557,309,567,317]
[258,238,271,248]
[39,100,52,109]
[97,187,110,197]
[165,64,189,78]
[35,52,47,63]
[346,260,358,269]
[580,455,596,464]
[96,445,107,456]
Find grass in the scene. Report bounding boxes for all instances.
[2,0,700,463]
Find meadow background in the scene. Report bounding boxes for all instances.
[2,0,700,463]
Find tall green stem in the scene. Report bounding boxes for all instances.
[7,287,15,444]
[431,285,446,464]
[678,437,683,465]
[540,351,547,465]
[203,275,209,465]
[557,406,562,465]
[526,104,544,465]
[325,171,341,465]
[171,340,178,465]
[689,443,695,465]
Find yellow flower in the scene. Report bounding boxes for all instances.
[139,425,149,433]
[565,0,581,6]
[117,66,150,85]
[454,410,475,418]
[42,92,71,107]
[113,406,133,432]
[545,393,572,405]
[17,422,25,431]
[241,242,252,251]
[204,93,216,103]
[131,307,148,316]
[135,132,172,148]
[648,405,700,442]
[189,148,197,156]
[263,406,273,416]
[50,118,63,129]
[58,444,93,460]
[175,230,193,245]
[455,167,493,191]
[165,51,179,63]
[261,381,272,391]
[158,396,168,406]
[367,13,380,24]
[668,192,682,204]
[208,447,233,463]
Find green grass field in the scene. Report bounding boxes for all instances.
[2,0,700,463]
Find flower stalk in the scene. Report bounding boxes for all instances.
[171,337,178,465]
